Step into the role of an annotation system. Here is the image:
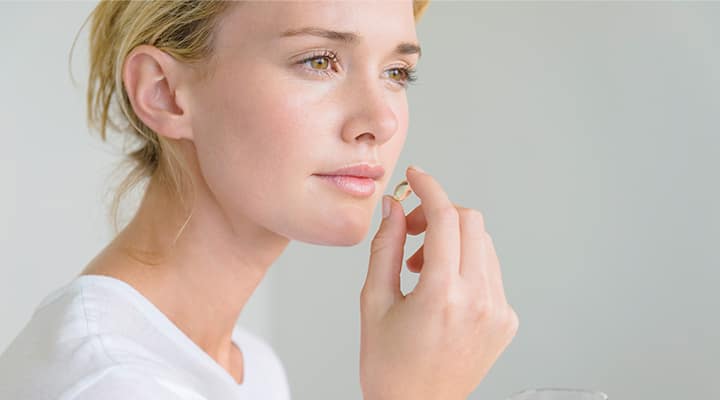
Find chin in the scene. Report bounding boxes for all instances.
[296,220,371,247]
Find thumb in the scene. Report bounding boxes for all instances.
[362,195,407,318]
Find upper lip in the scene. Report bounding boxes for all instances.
[315,163,385,180]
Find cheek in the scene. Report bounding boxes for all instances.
[188,63,408,245]
[189,65,335,231]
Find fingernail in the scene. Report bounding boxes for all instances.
[382,195,392,219]
[408,164,426,174]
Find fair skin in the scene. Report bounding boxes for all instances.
[82,1,519,397]
[82,0,416,385]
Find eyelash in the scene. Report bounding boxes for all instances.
[297,50,418,88]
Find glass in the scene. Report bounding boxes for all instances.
[505,388,609,400]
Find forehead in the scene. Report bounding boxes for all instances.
[215,1,418,49]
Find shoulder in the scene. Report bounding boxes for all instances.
[65,364,207,400]
[0,277,203,399]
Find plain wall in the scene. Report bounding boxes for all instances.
[2,2,718,400]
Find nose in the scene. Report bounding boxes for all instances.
[339,76,400,145]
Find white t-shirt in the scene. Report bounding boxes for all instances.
[0,274,292,400]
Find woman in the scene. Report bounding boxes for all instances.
[0,1,518,399]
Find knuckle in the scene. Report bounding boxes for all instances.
[459,208,485,228]
[438,290,465,322]
[506,307,520,334]
[359,286,379,310]
[369,234,390,254]
[424,279,456,307]
[459,210,487,240]
[434,206,460,224]
[446,286,465,308]
[472,300,492,319]
[434,279,455,301]
[485,231,495,246]
[359,287,370,305]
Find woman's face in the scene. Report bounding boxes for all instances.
[186,1,420,245]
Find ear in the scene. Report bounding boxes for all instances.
[122,44,194,141]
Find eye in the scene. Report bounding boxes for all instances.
[298,50,340,76]
[386,66,418,88]
[296,50,419,88]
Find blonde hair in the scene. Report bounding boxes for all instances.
[77,0,430,240]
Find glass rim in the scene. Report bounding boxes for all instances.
[506,387,609,399]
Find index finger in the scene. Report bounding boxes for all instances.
[406,201,463,236]
[404,166,461,288]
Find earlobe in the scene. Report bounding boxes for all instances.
[122,44,194,141]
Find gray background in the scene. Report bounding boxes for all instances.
[1,2,718,400]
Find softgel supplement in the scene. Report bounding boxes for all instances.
[392,179,413,201]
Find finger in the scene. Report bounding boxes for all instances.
[406,244,424,273]
[482,232,507,302]
[406,202,464,236]
[457,208,490,290]
[404,166,460,288]
[405,204,468,280]
[364,196,408,317]
[405,205,426,236]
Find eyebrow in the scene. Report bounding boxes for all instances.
[280,26,422,58]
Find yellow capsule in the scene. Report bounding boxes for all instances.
[392,179,413,201]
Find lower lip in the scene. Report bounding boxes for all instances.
[314,175,376,197]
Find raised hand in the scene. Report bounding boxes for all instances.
[360,166,519,400]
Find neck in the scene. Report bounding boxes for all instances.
[82,168,290,371]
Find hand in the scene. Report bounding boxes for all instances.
[360,166,519,400]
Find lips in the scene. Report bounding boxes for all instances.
[314,163,385,180]
[314,175,377,197]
